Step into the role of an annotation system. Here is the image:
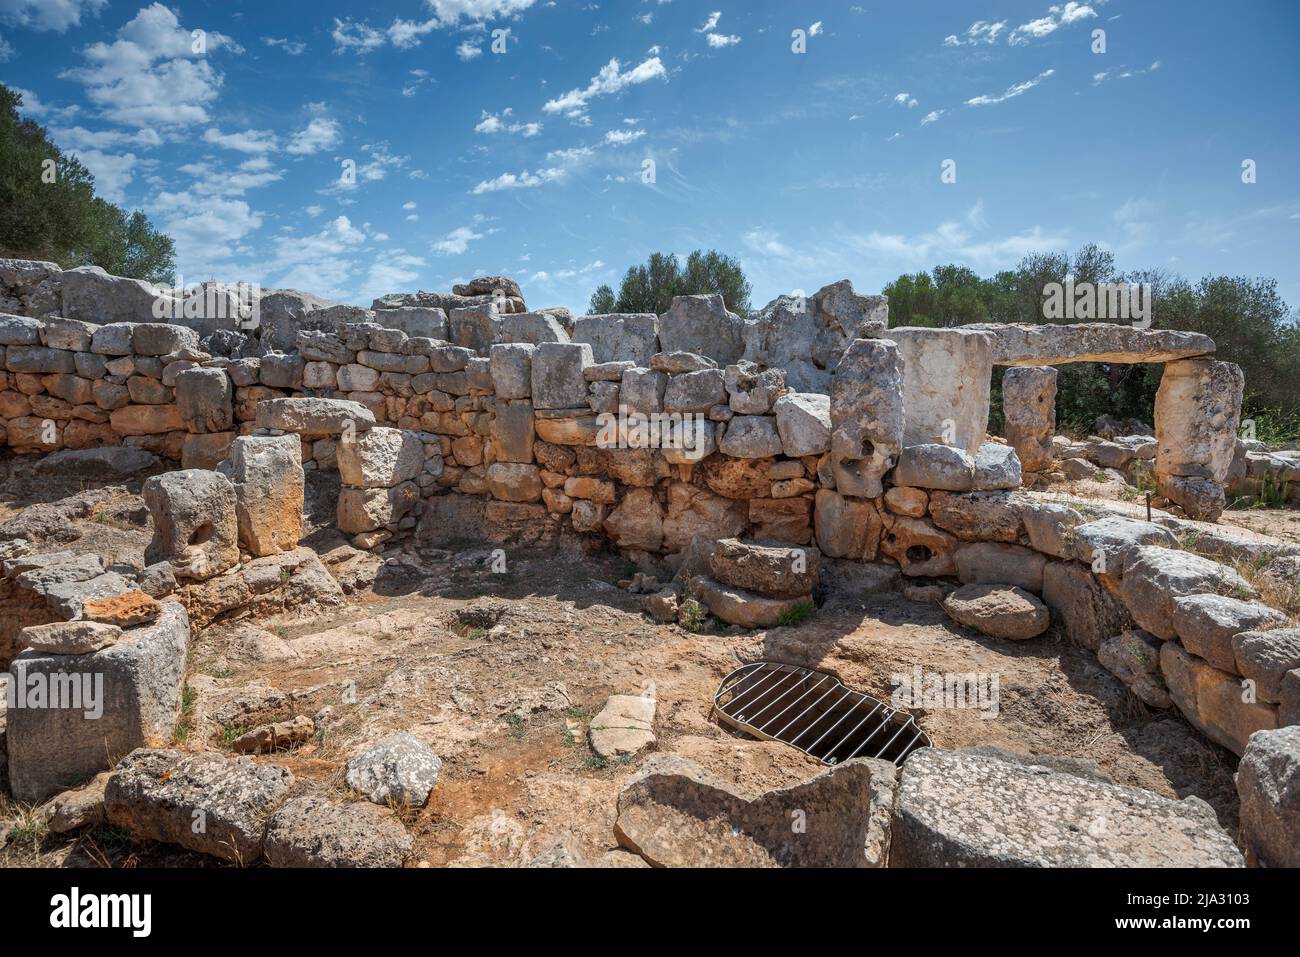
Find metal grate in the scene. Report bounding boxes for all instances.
[712,662,931,767]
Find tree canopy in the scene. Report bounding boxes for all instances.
[589,249,752,315]
[0,83,175,284]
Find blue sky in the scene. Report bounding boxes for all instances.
[2,0,1298,314]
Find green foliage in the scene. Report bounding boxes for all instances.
[0,83,175,283]
[776,601,813,627]
[884,243,1300,433]
[589,249,752,315]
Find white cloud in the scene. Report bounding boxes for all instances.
[360,250,426,302]
[920,109,945,125]
[262,215,367,298]
[51,124,160,150]
[0,31,12,61]
[471,167,566,194]
[433,225,486,255]
[543,55,667,121]
[150,189,264,273]
[0,0,106,32]
[203,127,278,154]
[287,105,341,155]
[474,108,541,137]
[707,33,741,48]
[331,18,385,54]
[1009,2,1099,46]
[69,149,136,203]
[387,18,439,49]
[697,12,722,32]
[1092,60,1161,85]
[893,92,918,108]
[402,201,417,210]
[262,36,306,55]
[604,128,645,145]
[457,39,483,60]
[809,22,823,36]
[965,69,1055,106]
[942,20,1006,47]
[426,0,536,24]
[59,3,239,128]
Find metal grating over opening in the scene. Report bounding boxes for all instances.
[713,662,931,767]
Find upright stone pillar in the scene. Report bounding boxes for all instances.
[829,338,903,498]
[1154,358,1244,521]
[888,327,993,455]
[1002,366,1057,472]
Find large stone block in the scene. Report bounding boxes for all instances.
[1002,366,1057,471]
[6,602,190,802]
[830,338,904,498]
[218,434,304,557]
[531,342,593,409]
[488,342,535,399]
[973,322,1216,367]
[658,295,747,366]
[1119,545,1253,641]
[889,327,993,455]
[491,398,535,464]
[1041,560,1133,652]
[662,482,748,553]
[1154,358,1243,520]
[486,462,543,502]
[337,427,423,488]
[773,392,831,457]
[891,747,1242,867]
[143,469,240,580]
[174,367,233,434]
[255,397,376,437]
[1236,726,1300,868]
[571,313,659,365]
[1160,641,1276,756]
[619,367,667,413]
[814,489,882,561]
[337,482,419,534]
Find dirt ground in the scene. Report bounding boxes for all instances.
[0,450,1276,868]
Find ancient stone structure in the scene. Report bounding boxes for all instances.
[2,257,1295,869]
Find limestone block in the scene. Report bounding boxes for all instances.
[830,338,903,498]
[142,469,240,580]
[889,327,993,455]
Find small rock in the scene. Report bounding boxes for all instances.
[81,589,162,627]
[231,715,316,754]
[590,694,656,760]
[345,732,443,808]
[264,795,412,868]
[942,583,1049,641]
[21,620,122,655]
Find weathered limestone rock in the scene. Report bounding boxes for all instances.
[83,590,161,627]
[1019,501,1083,558]
[889,327,993,454]
[658,295,747,366]
[723,361,785,414]
[699,455,772,499]
[1171,595,1289,673]
[1154,358,1244,521]
[891,747,1242,867]
[1002,366,1057,471]
[663,368,726,414]
[1232,628,1300,704]
[942,584,1049,641]
[231,715,315,754]
[615,753,896,867]
[1160,642,1277,756]
[814,490,882,560]
[1235,726,1300,868]
[772,392,830,458]
[954,542,1046,592]
[7,602,190,801]
[884,486,928,518]
[218,434,303,557]
[571,314,659,365]
[20,620,121,655]
[264,795,412,868]
[1098,630,1171,708]
[41,772,111,833]
[345,732,443,807]
[927,490,1023,542]
[743,280,889,394]
[971,322,1216,366]
[173,367,233,434]
[337,482,419,534]
[830,338,904,498]
[492,398,535,464]
[104,748,294,864]
[142,469,240,580]
[971,443,1022,491]
[1067,517,1178,573]
[590,694,656,759]
[1120,545,1254,641]
[893,444,975,491]
[1041,559,1134,652]
[32,445,159,478]
[719,415,784,458]
[486,462,543,502]
[255,397,376,437]
[603,487,665,552]
[879,516,957,577]
[662,482,748,553]
[109,403,184,436]
[709,539,819,598]
[618,367,667,414]
[337,427,422,489]
[488,342,534,399]
[531,342,593,409]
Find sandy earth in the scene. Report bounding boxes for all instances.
[0,451,1278,867]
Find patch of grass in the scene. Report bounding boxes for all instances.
[221,723,251,747]
[584,754,608,770]
[1257,469,1293,510]
[562,729,578,747]
[1224,549,1300,620]
[467,627,488,640]
[776,601,814,628]
[172,685,197,745]
[506,713,526,740]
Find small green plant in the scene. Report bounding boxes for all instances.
[467,627,488,640]
[584,754,609,770]
[562,729,578,747]
[1258,469,1292,509]
[173,686,197,744]
[678,599,708,633]
[776,601,814,628]
[506,714,526,740]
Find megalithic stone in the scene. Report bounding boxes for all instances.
[1002,366,1058,472]
[887,327,994,456]
[1154,358,1244,521]
[830,338,904,499]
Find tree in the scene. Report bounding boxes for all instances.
[587,249,752,315]
[0,83,175,283]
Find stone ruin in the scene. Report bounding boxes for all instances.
[1,255,1298,869]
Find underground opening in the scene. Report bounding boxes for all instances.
[713,662,931,767]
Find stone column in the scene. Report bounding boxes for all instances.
[887,327,993,454]
[1001,366,1057,472]
[1153,358,1244,521]
[829,338,903,499]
